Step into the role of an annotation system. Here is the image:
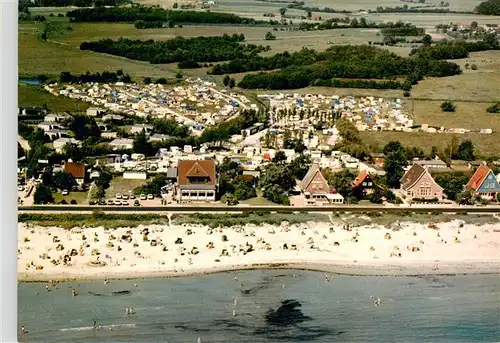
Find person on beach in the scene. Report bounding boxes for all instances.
[93,321,98,331]
[21,326,27,334]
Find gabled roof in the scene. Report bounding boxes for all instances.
[400,164,426,190]
[64,162,85,179]
[352,170,371,189]
[466,165,491,191]
[299,163,328,191]
[178,160,216,186]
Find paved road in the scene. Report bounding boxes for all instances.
[18,135,30,151]
[18,204,500,214]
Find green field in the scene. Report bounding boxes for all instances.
[360,131,500,158]
[18,84,90,112]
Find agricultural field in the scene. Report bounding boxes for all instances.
[407,100,500,132]
[360,131,500,158]
[19,23,180,80]
[412,51,500,102]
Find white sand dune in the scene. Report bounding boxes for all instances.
[17,220,500,281]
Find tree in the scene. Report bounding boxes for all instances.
[324,168,355,198]
[233,179,256,200]
[155,77,167,84]
[53,171,77,191]
[422,34,432,45]
[143,76,152,84]
[34,184,54,204]
[95,186,106,200]
[228,78,236,88]
[272,151,287,164]
[221,193,239,205]
[435,172,469,201]
[18,143,25,159]
[260,163,295,192]
[289,154,311,180]
[440,101,456,112]
[63,143,82,162]
[487,102,500,113]
[457,188,476,205]
[173,2,178,8]
[68,115,100,140]
[384,148,407,188]
[262,184,289,205]
[470,21,478,30]
[223,75,231,87]
[279,7,287,16]
[306,10,312,19]
[132,129,153,156]
[265,32,276,40]
[95,170,112,190]
[457,140,475,161]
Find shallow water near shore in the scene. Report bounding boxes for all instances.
[18,270,500,342]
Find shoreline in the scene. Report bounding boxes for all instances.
[18,260,500,283]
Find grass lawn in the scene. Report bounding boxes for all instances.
[360,131,500,158]
[53,191,89,205]
[411,51,500,102]
[106,177,146,199]
[240,189,277,205]
[407,100,500,133]
[18,84,90,112]
[19,23,180,80]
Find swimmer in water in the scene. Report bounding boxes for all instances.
[21,326,27,334]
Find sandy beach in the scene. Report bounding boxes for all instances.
[18,219,500,282]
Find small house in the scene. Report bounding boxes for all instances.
[299,164,336,205]
[466,165,500,201]
[63,162,86,186]
[400,164,444,201]
[176,159,217,202]
[352,170,375,196]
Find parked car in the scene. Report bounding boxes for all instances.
[122,201,129,206]
[122,194,129,200]
[140,194,147,200]
[17,185,24,191]
[62,189,69,195]
[116,193,122,199]
[107,199,114,205]
[134,200,140,207]
[147,194,154,200]
[129,194,136,199]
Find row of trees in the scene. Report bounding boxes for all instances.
[296,18,422,32]
[67,5,271,25]
[208,48,321,75]
[411,35,500,60]
[59,70,132,84]
[21,0,130,7]
[236,45,461,90]
[80,35,268,65]
[474,0,500,15]
[380,25,425,36]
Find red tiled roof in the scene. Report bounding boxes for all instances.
[178,160,216,186]
[352,170,368,189]
[63,162,85,179]
[466,165,490,191]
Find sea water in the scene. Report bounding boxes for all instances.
[18,270,500,342]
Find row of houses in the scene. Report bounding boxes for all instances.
[297,162,500,204]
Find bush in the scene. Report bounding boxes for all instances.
[70,199,77,204]
[470,64,478,70]
[440,101,456,112]
[486,103,500,113]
